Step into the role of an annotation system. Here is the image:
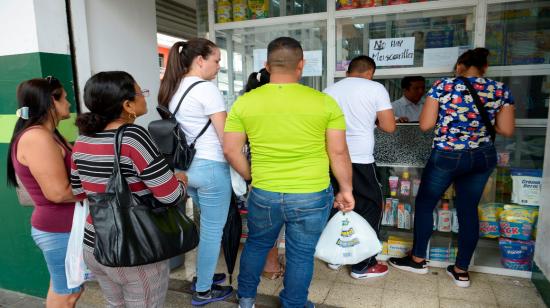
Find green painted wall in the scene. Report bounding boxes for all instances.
[533,263,550,307]
[0,52,77,297]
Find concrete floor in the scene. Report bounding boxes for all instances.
[1,247,546,307]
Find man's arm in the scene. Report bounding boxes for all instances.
[376,109,397,133]
[326,129,354,212]
[223,132,251,181]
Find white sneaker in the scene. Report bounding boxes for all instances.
[327,263,343,271]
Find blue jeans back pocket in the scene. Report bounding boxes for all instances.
[247,191,272,229]
[433,151,460,172]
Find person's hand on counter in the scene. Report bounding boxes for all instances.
[397,116,410,123]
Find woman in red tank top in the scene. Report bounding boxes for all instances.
[6,77,84,307]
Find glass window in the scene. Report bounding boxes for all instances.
[486,0,550,66]
[216,0,326,23]
[336,8,475,70]
[216,20,327,105]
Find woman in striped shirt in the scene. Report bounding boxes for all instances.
[70,71,187,307]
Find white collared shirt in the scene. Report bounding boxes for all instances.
[391,96,424,122]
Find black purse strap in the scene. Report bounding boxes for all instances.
[112,124,131,182]
[160,80,211,148]
[456,76,496,143]
[173,80,206,115]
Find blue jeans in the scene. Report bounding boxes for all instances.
[186,158,232,292]
[412,145,497,270]
[237,186,333,308]
[31,227,83,294]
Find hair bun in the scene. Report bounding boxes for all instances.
[75,112,109,136]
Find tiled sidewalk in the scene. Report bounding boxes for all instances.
[169,247,547,308]
[1,249,546,307]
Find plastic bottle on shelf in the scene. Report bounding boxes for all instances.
[437,201,452,232]
[400,171,411,197]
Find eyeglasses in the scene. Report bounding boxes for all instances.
[136,89,150,97]
[45,76,58,84]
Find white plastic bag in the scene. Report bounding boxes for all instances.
[230,166,247,196]
[65,199,93,288]
[315,211,382,265]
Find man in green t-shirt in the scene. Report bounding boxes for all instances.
[224,37,354,308]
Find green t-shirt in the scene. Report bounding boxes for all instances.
[225,83,346,193]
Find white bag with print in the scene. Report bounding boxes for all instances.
[315,211,382,265]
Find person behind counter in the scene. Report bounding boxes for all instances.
[391,76,426,123]
[389,48,515,288]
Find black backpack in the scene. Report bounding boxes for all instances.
[148,81,210,170]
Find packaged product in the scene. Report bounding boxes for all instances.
[357,0,385,7]
[382,241,388,255]
[511,168,542,206]
[247,0,269,19]
[391,198,399,226]
[382,198,394,226]
[478,202,503,238]
[389,176,399,197]
[336,0,359,10]
[437,201,452,232]
[499,204,538,241]
[499,238,534,271]
[399,171,411,197]
[216,0,232,23]
[232,0,247,21]
[429,246,449,261]
[388,0,410,4]
[397,203,411,229]
[388,235,413,257]
[451,208,459,233]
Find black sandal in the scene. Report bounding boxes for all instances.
[446,265,470,288]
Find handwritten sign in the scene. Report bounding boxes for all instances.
[369,37,415,66]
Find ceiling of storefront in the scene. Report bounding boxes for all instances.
[156,0,197,39]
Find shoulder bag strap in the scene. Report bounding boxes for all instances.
[456,76,496,143]
[172,80,207,116]
[112,124,131,181]
[189,120,212,148]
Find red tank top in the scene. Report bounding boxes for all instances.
[11,127,75,232]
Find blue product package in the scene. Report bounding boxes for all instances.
[499,238,534,260]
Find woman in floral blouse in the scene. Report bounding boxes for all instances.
[389,48,515,288]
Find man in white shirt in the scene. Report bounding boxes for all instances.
[391,76,426,122]
[324,55,396,279]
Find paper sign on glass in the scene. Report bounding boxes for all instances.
[423,47,459,68]
[253,49,267,72]
[303,50,323,77]
[253,49,323,77]
[369,37,415,66]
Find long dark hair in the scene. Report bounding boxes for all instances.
[158,38,217,107]
[76,71,137,136]
[457,48,490,73]
[7,77,68,187]
[245,68,270,93]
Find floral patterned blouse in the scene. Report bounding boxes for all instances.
[427,77,514,151]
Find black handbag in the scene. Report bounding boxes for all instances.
[456,76,497,143]
[88,124,199,267]
[148,81,210,170]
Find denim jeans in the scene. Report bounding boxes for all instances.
[237,186,333,308]
[412,145,497,270]
[186,158,232,292]
[31,227,83,294]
